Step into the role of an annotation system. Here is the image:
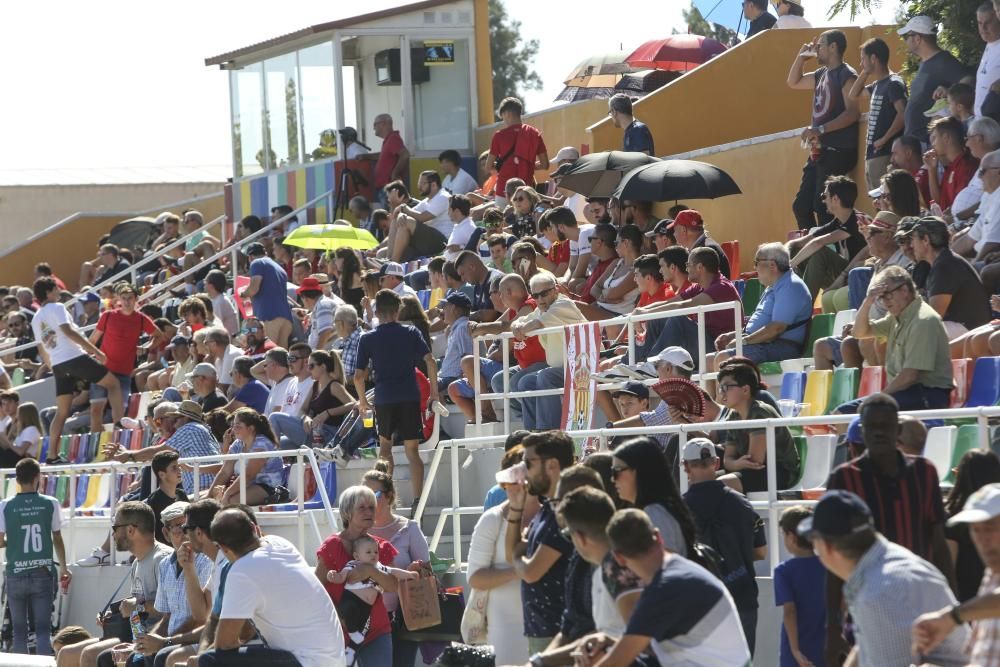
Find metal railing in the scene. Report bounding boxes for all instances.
[471,300,744,431]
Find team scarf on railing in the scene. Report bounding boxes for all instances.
[561,322,602,451]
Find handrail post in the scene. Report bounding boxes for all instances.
[733,302,743,358]
[697,311,707,388]
[473,338,482,426]
[230,247,240,290]
[296,451,305,552]
[451,438,462,568]
[192,462,201,496]
[979,409,990,449]
[677,428,689,494]
[627,318,636,365]
[502,341,511,435]
[766,423,780,574]
[238,457,247,504]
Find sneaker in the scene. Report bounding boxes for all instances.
[76,548,109,567]
[329,445,352,468]
[591,368,633,382]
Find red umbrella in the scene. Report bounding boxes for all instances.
[625,35,727,72]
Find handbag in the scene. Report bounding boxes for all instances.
[459,587,489,645]
[99,571,134,642]
[397,576,464,642]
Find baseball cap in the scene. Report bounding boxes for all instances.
[846,416,863,445]
[893,216,920,241]
[243,242,266,258]
[682,437,719,462]
[923,97,949,118]
[797,490,874,539]
[552,146,580,164]
[160,501,190,525]
[947,483,1000,525]
[443,291,473,310]
[550,162,575,178]
[612,381,650,400]
[667,210,703,230]
[868,185,883,199]
[296,277,324,295]
[867,210,900,232]
[187,363,217,380]
[647,346,695,371]
[338,127,359,142]
[645,219,674,238]
[166,335,189,350]
[898,15,936,36]
[379,262,405,278]
[79,292,101,304]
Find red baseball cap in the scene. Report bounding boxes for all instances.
[667,210,703,230]
[296,277,324,294]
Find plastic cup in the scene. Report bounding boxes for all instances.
[112,645,134,667]
[795,403,810,418]
[778,399,796,418]
[362,410,374,428]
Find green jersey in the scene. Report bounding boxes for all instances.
[0,492,61,575]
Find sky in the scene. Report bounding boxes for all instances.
[0,0,901,181]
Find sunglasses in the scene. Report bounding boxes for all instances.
[241,327,261,334]
[288,355,303,362]
[610,465,631,478]
[180,524,197,533]
[531,288,554,300]
[111,522,134,531]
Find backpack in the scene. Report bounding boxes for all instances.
[698,511,752,590]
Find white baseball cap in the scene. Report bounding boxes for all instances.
[647,346,694,372]
[379,262,405,278]
[552,146,580,164]
[947,483,1000,525]
[898,15,936,36]
[682,438,718,462]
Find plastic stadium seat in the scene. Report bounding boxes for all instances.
[801,370,833,418]
[780,372,807,403]
[832,309,856,336]
[945,425,982,483]
[805,314,835,359]
[268,462,337,511]
[951,358,974,408]
[741,278,763,314]
[39,437,50,463]
[74,476,90,508]
[790,434,837,490]
[826,367,859,413]
[858,366,886,399]
[125,394,141,419]
[10,369,24,387]
[923,426,957,479]
[733,279,745,299]
[720,241,739,279]
[967,357,1000,408]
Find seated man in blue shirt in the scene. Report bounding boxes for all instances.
[438,292,473,392]
[224,356,270,414]
[711,242,813,368]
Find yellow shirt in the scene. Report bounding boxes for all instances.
[512,297,587,367]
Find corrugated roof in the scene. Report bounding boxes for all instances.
[0,165,231,186]
[205,0,459,67]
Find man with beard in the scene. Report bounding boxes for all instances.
[388,170,452,262]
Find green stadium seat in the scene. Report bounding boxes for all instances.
[826,367,859,413]
[945,424,982,484]
[741,278,763,314]
[804,314,835,359]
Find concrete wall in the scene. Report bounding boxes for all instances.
[0,182,224,241]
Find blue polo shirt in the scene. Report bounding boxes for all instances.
[248,257,293,322]
[623,120,655,155]
[356,321,430,405]
[522,498,573,638]
[744,269,813,345]
[234,379,270,413]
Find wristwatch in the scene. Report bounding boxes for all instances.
[950,604,964,625]
[816,124,826,136]
[529,653,544,667]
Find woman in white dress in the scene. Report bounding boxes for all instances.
[466,446,534,664]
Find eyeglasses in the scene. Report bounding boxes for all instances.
[111,523,134,531]
[241,327,261,334]
[752,258,772,267]
[719,383,741,392]
[876,283,907,306]
[288,355,303,363]
[530,288,554,300]
[610,465,631,478]
[165,524,185,534]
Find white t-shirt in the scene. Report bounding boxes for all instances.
[569,223,596,258]
[443,169,479,195]
[16,426,41,460]
[345,143,366,161]
[265,374,295,414]
[591,567,626,637]
[211,293,240,336]
[392,281,418,297]
[285,376,315,415]
[775,15,812,28]
[446,217,478,261]
[220,535,346,667]
[413,189,452,237]
[564,193,588,223]
[208,549,228,603]
[970,188,1000,252]
[952,172,984,217]
[32,302,87,366]
[977,40,1000,116]
[215,344,243,386]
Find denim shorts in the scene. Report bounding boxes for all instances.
[451,359,504,398]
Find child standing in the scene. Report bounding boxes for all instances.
[775,505,827,667]
[326,534,418,662]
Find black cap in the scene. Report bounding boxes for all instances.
[797,490,874,540]
[645,219,673,238]
[612,381,650,399]
[244,242,266,258]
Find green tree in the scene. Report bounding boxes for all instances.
[679,3,739,46]
[286,77,300,164]
[489,0,542,110]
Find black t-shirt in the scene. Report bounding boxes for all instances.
[197,391,227,413]
[683,480,765,611]
[559,553,595,641]
[97,260,132,285]
[746,12,776,38]
[812,211,866,262]
[146,487,189,545]
[945,520,985,603]
[927,248,991,329]
[813,63,859,149]
[906,51,969,143]
[865,75,908,159]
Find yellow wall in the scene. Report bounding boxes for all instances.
[0,194,226,290]
[590,25,903,157]
[473,0,494,127]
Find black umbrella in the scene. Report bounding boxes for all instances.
[612,159,741,202]
[557,151,661,198]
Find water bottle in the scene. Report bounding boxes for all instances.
[129,582,146,638]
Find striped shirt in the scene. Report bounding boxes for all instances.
[826,451,944,560]
[165,422,221,494]
[154,551,213,634]
[967,570,1000,666]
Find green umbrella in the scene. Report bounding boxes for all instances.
[282,223,378,251]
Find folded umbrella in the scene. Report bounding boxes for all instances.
[614,69,679,94]
[555,86,618,103]
[563,51,634,83]
[612,159,741,202]
[282,223,378,251]
[557,151,661,198]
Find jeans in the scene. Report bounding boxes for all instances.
[638,315,712,369]
[391,631,418,667]
[490,361,548,418]
[836,384,952,414]
[848,266,875,310]
[7,568,54,655]
[725,338,802,364]
[792,145,858,230]
[739,607,758,657]
[198,645,303,666]
[518,366,564,430]
[269,412,338,450]
[355,632,393,666]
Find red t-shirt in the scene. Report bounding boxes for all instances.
[317,533,399,645]
[244,340,276,358]
[578,256,618,305]
[547,240,570,268]
[96,310,158,375]
[375,131,405,188]
[913,167,932,207]
[490,123,546,194]
[679,274,741,340]
[940,153,979,210]
[637,282,674,308]
[506,298,546,368]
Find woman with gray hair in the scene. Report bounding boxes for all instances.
[316,485,402,665]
